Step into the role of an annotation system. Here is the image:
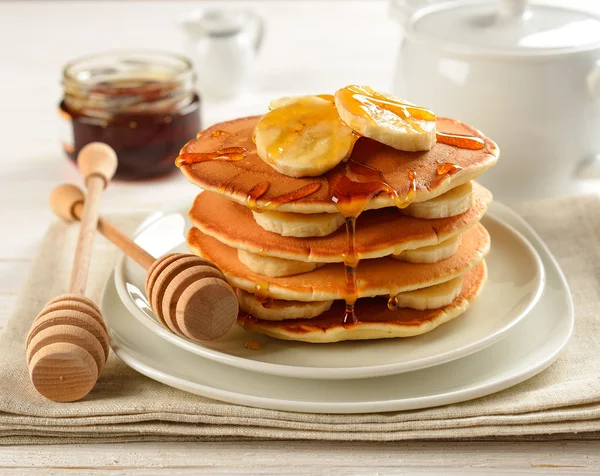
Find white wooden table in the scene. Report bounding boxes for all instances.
[1,1,599,473]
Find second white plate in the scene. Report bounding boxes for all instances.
[114,203,545,379]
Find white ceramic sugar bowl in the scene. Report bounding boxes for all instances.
[394,0,600,201]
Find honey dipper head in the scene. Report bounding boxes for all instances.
[29,342,99,402]
[50,184,85,222]
[176,277,239,341]
[145,254,238,342]
[26,295,110,402]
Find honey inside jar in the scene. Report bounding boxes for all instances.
[60,51,201,179]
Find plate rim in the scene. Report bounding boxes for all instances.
[113,204,546,379]
[103,200,573,413]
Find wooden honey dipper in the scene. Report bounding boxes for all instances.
[49,184,239,345]
[26,143,117,402]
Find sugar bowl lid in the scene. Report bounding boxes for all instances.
[408,0,600,56]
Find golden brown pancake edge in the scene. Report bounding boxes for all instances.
[186,223,490,301]
[189,182,492,263]
[240,261,487,343]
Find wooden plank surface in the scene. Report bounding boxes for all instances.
[0,0,599,472]
[0,441,599,475]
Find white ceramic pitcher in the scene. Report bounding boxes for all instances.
[393,0,600,201]
[180,9,264,99]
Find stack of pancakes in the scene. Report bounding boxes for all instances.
[178,113,499,343]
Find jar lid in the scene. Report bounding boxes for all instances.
[408,0,600,56]
[62,50,196,118]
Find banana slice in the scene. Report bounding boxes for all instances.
[268,96,304,110]
[238,249,322,277]
[391,276,463,311]
[269,94,334,111]
[403,182,474,219]
[252,209,344,237]
[238,289,333,320]
[393,234,462,264]
[254,96,357,177]
[334,85,436,152]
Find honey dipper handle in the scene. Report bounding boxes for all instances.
[50,184,156,271]
[68,174,104,295]
[72,202,156,270]
[68,144,118,295]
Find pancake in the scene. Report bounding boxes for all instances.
[178,115,499,214]
[240,262,487,342]
[250,181,475,239]
[238,232,461,277]
[189,183,492,263]
[187,223,490,302]
[238,275,464,320]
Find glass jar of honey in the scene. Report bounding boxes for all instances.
[59,51,201,179]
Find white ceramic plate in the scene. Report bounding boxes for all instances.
[114,204,544,379]
[102,201,573,413]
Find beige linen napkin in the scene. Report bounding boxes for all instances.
[0,195,599,444]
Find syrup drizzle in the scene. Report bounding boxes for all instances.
[246,182,271,211]
[241,313,257,331]
[356,96,434,134]
[437,162,464,176]
[211,129,230,138]
[246,182,322,213]
[328,159,418,324]
[254,281,272,309]
[175,147,247,166]
[341,215,358,324]
[387,295,399,311]
[245,340,263,351]
[404,170,418,208]
[337,85,435,134]
[316,94,335,102]
[436,132,485,150]
[264,183,322,208]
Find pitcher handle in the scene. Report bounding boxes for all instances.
[249,12,264,54]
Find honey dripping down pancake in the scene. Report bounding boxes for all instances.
[177,117,499,214]
[240,262,487,343]
[177,87,498,330]
[237,275,464,320]
[248,181,476,239]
